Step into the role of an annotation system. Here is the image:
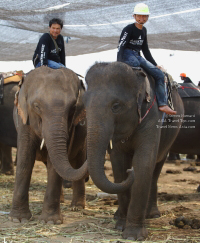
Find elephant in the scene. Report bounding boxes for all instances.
[168,94,200,191]
[0,82,18,174]
[0,82,18,147]
[169,96,200,156]
[83,62,184,240]
[9,66,88,224]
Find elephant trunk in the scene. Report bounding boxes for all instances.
[87,120,134,194]
[43,117,87,181]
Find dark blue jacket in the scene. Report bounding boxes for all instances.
[33,33,65,67]
[117,23,157,66]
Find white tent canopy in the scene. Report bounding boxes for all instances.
[0,0,200,61]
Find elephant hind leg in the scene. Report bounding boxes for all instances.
[69,150,87,210]
[110,150,132,231]
[71,179,86,210]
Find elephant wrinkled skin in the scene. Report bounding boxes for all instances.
[9,66,87,224]
[84,62,184,240]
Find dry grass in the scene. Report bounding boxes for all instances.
[1,159,200,243]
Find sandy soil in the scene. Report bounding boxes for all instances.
[0,152,200,243]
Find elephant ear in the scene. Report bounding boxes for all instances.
[136,71,147,124]
[73,83,86,126]
[137,91,143,124]
[17,83,29,125]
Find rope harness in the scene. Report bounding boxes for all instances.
[179,85,200,91]
[139,95,156,123]
[120,72,175,143]
[165,73,174,110]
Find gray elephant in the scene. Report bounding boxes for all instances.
[170,96,200,156]
[9,66,88,224]
[0,81,18,175]
[169,93,200,190]
[83,62,184,240]
[0,82,18,147]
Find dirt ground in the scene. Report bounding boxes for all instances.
[0,151,200,243]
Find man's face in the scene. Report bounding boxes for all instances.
[49,23,61,39]
[134,14,149,24]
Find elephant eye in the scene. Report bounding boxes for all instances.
[33,102,41,112]
[111,102,121,113]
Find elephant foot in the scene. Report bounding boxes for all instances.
[114,208,120,220]
[1,164,14,175]
[60,188,64,203]
[9,208,32,223]
[115,218,126,231]
[70,200,85,210]
[63,180,72,188]
[39,211,63,225]
[122,225,148,241]
[1,168,14,175]
[146,208,161,219]
[70,205,84,211]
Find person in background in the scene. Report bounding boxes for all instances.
[180,73,193,84]
[117,3,176,115]
[33,18,66,69]
[198,81,200,87]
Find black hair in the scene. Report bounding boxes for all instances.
[49,18,63,29]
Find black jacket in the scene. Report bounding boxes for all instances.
[117,23,157,66]
[183,77,193,83]
[33,33,65,67]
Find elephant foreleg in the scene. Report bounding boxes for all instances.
[146,156,167,219]
[9,126,36,223]
[122,133,159,240]
[39,154,63,224]
[71,179,86,210]
[110,148,132,231]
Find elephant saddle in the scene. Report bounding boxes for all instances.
[0,70,24,84]
[177,83,200,98]
[0,70,24,105]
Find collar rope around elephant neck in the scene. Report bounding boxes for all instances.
[121,95,156,144]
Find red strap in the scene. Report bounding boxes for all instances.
[179,85,200,91]
[140,95,156,123]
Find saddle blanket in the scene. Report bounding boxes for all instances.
[0,70,24,105]
[0,70,24,84]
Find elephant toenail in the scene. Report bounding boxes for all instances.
[21,218,28,223]
[47,220,54,224]
[13,218,20,223]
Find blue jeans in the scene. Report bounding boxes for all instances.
[36,60,66,69]
[123,49,167,106]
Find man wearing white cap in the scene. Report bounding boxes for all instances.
[117,3,176,115]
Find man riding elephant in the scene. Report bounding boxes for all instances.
[33,18,66,69]
[117,3,176,115]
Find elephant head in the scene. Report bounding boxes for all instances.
[17,66,87,181]
[83,62,150,194]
